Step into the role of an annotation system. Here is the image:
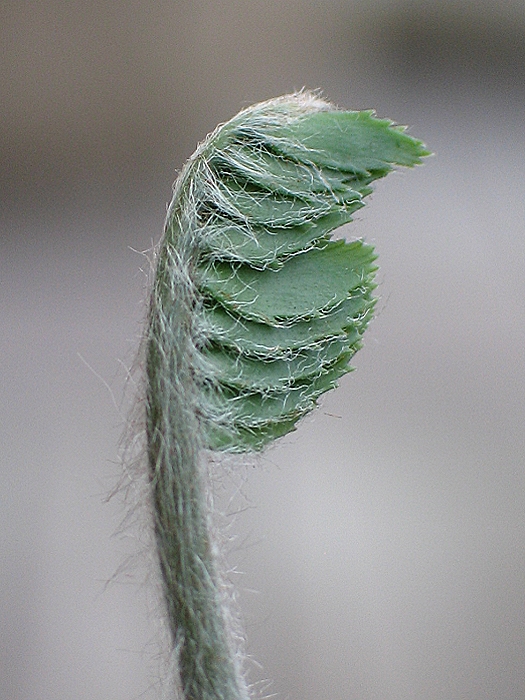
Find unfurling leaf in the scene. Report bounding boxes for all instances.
[144,92,429,700]
[149,92,429,453]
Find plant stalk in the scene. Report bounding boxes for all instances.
[145,191,247,700]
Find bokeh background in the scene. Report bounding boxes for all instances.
[2,1,524,698]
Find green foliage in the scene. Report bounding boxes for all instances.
[145,92,429,700]
[157,93,428,452]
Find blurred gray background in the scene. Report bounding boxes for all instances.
[2,1,524,698]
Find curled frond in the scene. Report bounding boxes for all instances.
[150,91,429,452]
[144,92,429,700]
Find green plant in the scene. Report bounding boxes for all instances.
[145,91,429,700]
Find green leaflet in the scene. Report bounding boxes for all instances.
[207,358,350,427]
[232,109,430,173]
[199,240,377,324]
[201,292,374,356]
[209,144,371,200]
[206,417,299,453]
[157,93,429,452]
[201,339,356,392]
[200,208,362,269]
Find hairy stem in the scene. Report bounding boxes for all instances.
[146,173,246,700]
